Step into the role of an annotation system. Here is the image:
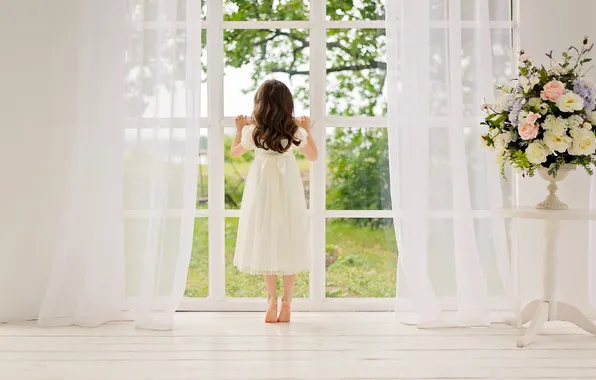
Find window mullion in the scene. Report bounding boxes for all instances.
[309,0,327,303]
[207,0,225,302]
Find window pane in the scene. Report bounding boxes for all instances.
[224,128,253,209]
[125,217,185,297]
[465,127,489,210]
[225,218,309,297]
[489,0,511,21]
[224,128,310,210]
[474,217,506,296]
[224,29,310,117]
[201,30,208,117]
[326,29,387,116]
[326,218,397,298]
[197,128,208,209]
[185,218,209,297]
[326,127,391,210]
[428,218,455,297]
[127,28,208,118]
[430,0,447,21]
[429,128,453,210]
[431,0,511,21]
[224,0,309,21]
[135,0,192,21]
[461,0,475,20]
[430,28,449,117]
[327,0,385,21]
[462,29,479,117]
[124,127,193,210]
[461,28,514,117]
[491,28,514,89]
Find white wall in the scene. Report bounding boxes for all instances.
[0,0,78,319]
[518,0,596,316]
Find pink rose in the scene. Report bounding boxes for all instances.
[525,112,541,124]
[518,122,539,140]
[540,80,566,101]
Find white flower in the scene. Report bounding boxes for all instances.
[551,64,567,75]
[556,91,585,113]
[586,111,596,124]
[568,129,596,155]
[494,132,512,151]
[584,122,593,130]
[567,114,584,128]
[520,76,539,93]
[493,93,511,113]
[519,53,530,63]
[539,103,550,115]
[543,115,568,134]
[528,97,542,108]
[526,142,550,164]
[569,126,583,139]
[543,130,571,153]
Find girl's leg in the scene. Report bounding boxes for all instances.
[264,274,278,323]
[278,274,296,323]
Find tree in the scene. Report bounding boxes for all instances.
[224,0,389,213]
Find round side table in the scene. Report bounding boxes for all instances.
[502,208,596,347]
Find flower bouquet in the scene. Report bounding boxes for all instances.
[481,37,596,209]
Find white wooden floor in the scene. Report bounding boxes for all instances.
[2,312,596,380]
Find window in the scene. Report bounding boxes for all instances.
[128,0,516,311]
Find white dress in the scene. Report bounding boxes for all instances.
[233,125,312,275]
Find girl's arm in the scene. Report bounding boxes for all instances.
[230,115,250,158]
[297,116,318,161]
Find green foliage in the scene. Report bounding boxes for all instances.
[224,0,309,21]
[224,134,253,208]
[326,128,391,225]
[223,0,386,116]
[184,217,398,298]
[222,0,389,216]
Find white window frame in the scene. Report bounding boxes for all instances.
[135,0,520,311]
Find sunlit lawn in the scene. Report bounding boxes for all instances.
[185,218,398,298]
[185,157,398,298]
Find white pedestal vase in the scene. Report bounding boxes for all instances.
[536,164,576,210]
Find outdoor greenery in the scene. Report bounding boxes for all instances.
[185,217,397,298]
[185,0,397,298]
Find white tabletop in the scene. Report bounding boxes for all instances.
[501,207,596,221]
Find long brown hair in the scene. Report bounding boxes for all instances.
[252,79,301,153]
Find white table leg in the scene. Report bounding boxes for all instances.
[504,299,540,327]
[517,303,549,347]
[557,302,596,335]
[516,218,596,347]
[516,219,559,347]
[543,219,558,321]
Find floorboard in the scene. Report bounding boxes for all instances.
[2,312,596,380]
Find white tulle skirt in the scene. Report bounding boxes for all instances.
[233,150,312,275]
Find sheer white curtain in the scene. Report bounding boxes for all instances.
[387,0,515,327]
[123,0,202,330]
[0,0,200,330]
[0,0,126,326]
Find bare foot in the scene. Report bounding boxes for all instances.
[265,301,278,323]
[277,302,291,323]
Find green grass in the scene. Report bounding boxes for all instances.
[326,220,397,298]
[184,218,398,298]
[185,156,398,299]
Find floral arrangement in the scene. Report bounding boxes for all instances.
[481,37,596,178]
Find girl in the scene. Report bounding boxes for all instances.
[230,79,318,323]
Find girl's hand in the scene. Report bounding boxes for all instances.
[296,116,311,132]
[235,115,251,131]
